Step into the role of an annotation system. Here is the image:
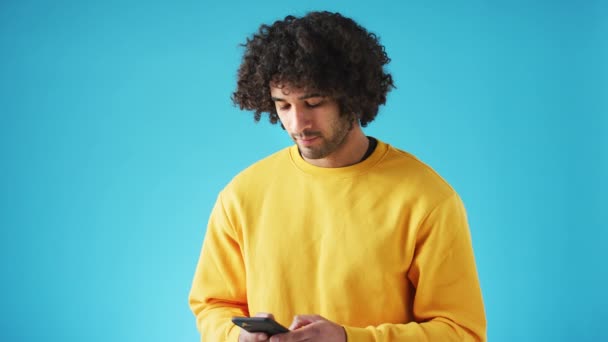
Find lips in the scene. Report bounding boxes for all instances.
[297,136,319,146]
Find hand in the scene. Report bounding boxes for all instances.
[269,315,346,342]
[238,312,274,342]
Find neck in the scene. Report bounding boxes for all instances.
[302,125,369,168]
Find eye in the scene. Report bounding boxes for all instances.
[277,103,290,111]
[306,99,324,108]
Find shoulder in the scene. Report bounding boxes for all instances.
[221,146,293,198]
[377,141,458,202]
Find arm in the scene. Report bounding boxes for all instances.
[344,192,486,341]
[189,192,248,341]
[265,193,486,342]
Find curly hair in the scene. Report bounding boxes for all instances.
[232,11,395,127]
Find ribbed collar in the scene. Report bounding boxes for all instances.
[288,140,389,178]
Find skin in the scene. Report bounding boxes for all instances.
[269,84,370,168]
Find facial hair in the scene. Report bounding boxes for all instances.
[293,114,355,160]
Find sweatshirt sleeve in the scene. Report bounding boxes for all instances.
[343,192,486,342]
[188,192,248,342]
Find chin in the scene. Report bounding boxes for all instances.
[301,148,331,160]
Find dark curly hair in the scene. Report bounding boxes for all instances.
[232,11,395,127]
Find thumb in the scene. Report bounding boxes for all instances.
[254,312,275,320]
[289,314,323,330]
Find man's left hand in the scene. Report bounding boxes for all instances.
[269,315,346,342]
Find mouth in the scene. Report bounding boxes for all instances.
[296,136,320,147]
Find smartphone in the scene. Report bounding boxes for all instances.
[232,316,290,336]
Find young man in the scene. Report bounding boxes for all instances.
[189,11,486,342]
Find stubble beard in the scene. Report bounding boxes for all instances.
[294,115,355,160]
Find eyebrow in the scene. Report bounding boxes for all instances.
[271,93,323,102]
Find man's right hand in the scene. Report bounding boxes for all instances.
[238,312,274,342]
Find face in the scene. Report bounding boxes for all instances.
[270,85,354,160]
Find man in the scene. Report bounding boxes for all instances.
[189,11,486,342]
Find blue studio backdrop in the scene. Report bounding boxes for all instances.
[0,0,606,341]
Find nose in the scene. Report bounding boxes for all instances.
[287,105,312,133]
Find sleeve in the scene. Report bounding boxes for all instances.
[188,192,248,342]
[343,192,487,342]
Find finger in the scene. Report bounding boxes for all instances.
[268,332,287,342]
[239,331,269,342]
[289,316,309,330]
[254,312,275,320]
[272,324,316,342]
[252,333,269,341]
[288,314,323,330]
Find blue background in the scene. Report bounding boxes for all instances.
[1,0,606,341]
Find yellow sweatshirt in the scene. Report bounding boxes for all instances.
[189,140,486,341]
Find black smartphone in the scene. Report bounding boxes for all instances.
[232,316,290,336]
